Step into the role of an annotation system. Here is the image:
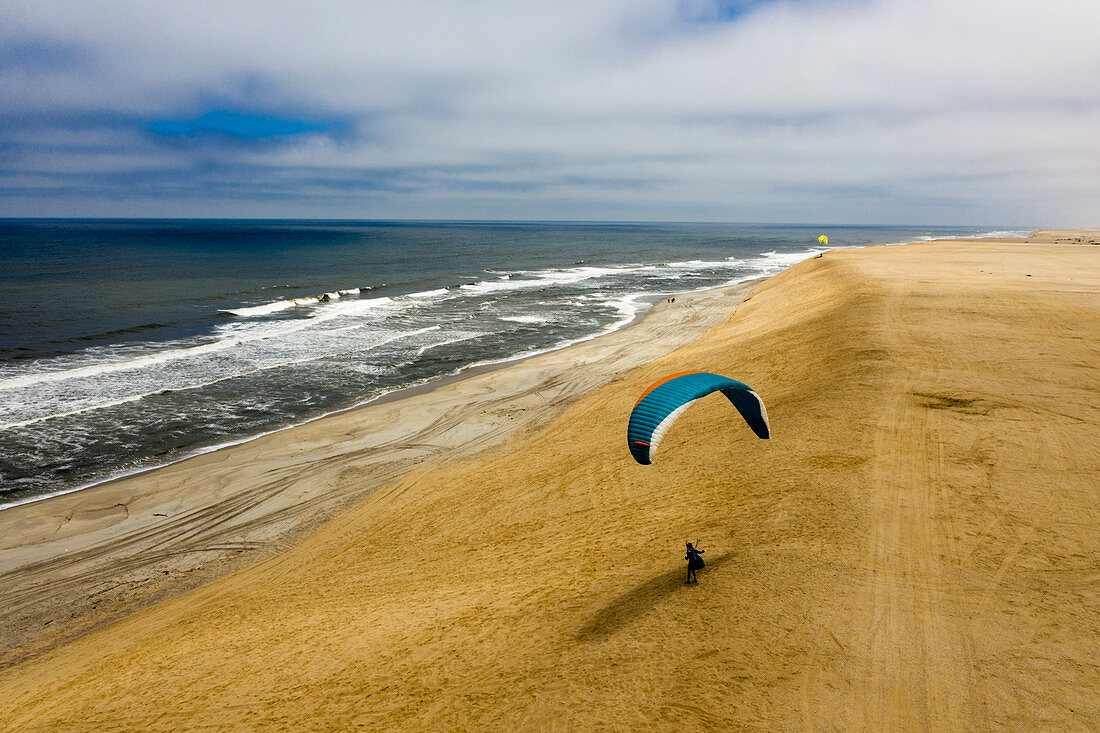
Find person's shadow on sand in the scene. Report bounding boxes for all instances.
[577,552,731,640]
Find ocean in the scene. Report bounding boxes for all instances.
[0,220,1025,508]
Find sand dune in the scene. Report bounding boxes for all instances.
[1,236,1097,730]
[0,281,756,667]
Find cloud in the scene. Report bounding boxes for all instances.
[1,0,1097,223]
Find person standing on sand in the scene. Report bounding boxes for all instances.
[685,542,705,583]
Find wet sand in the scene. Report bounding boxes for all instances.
[1,233,1097,730]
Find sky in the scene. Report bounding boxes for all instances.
[2,0,1098,224]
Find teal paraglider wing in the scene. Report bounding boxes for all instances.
[627,371,769,465]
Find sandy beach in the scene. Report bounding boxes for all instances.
[0,280,759,667]
[1,232,1097,729]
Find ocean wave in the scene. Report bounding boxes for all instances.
[0,248,809,399]
[0,296,402,393]
[220,299,310,317]
[664,258,733,268]
[0,392,156,431]
[72,322,173,342]
[460,265,635,294]
[0,324,447,430]
[876,230,1032,247]
[960,229,1033,240]
[314,296,397,320]
[459,262,696,295]
[0,338,242,393]
[472,254,788,293]
[414,331,487,356]
[456,293,648,374]
[404,286,451,297]
[500,315,550,324]
[220,286,370,318]
[749,248,826,273]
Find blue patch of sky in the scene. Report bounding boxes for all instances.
[149,110,339,139]
[680,0,782,23]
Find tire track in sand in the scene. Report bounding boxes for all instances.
[855,272,977,730]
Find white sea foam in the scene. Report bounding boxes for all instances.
[0,323,447,430]
[414,331,487,356]
[221,286,370,318]
[220,299,310,317]
[0,296,402,394]
[500,315,550,324]
[0,338,240,393]
[460,265,627,295]
[0,392,154,431]
[317,296,397,319]
[959,229,1032,240]
[631,258,739,273]
[457,293,649,375]
[871,230,1032,247]
[749,248,825,274]
[405,288,450,299]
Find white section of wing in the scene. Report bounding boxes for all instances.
[749,389,770,434]
[647,398,700,460]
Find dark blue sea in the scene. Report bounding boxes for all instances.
[0,220,1025,508]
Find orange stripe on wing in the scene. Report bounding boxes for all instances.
[633,371,701,407]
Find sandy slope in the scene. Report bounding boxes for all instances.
[0,281,755,668]
[1,237,1098,730]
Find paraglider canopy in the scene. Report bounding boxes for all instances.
[627,371,769,465]
[818,234,828,245]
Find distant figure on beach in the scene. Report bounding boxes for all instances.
[685,542,705,583]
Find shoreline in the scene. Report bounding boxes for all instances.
[0,227,1029,514]
[1,225,1029,514]
[0,273,765,667]
[1,231,1095,729]
[0,280,753,515]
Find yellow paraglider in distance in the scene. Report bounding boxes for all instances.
[817,234,828,245]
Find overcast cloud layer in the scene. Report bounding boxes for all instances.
[2,0,1098,223]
